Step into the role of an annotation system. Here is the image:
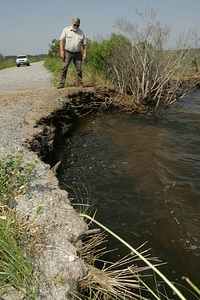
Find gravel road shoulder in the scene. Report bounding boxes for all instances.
[0,62,88,299]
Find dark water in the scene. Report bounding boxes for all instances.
[56,89,200,298]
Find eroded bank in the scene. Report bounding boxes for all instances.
[20,87,119,299]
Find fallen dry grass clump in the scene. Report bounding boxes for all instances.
[75,214,200,300]
[76,230,162,300]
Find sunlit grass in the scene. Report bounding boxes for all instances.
[44,56,108,87]
[0,216,37,299]
[0,149,36,206]
[62,178,92,216]
[0,60,16,70]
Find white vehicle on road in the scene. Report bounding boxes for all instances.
[16,55,30,67]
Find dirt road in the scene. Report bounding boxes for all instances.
[0,61,57,107]
[0,61,64,150]
[0,61,52,94]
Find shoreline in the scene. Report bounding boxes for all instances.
[0,87,90,299]
[0,84,123,299]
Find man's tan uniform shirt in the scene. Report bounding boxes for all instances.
[59,26,86,53]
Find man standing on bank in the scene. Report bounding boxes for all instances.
[57,17,87,89]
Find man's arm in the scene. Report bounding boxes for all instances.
[82,44,87,60]
[59,40,65,59]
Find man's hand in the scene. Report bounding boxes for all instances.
[60,50,65,59]
[82,53,87,61]
[59,40,65,59]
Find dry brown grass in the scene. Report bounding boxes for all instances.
[77,232,161,300]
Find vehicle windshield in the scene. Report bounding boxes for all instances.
[17,55,27,59]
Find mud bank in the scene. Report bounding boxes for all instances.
[17,88,119,300]
[0,63,135,299]
[26,88,116,164]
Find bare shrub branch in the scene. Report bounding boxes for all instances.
[108,8,200,110]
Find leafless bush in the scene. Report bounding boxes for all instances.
[108,9,200,110]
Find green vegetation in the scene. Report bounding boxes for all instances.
[0,53,16,69]
[63,179,92,215]
[0,150,38,299]
[0,150,35,205]
[0,217,37,298]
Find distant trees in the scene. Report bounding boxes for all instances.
[0,53,4,62]
[0,53,16,70]
[48,39,60,57]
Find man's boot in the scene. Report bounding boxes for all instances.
[57,82,65,89]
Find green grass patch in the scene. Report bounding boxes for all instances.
[44,56,108,87]
[0,150,38,298]
[0,150,36,206]
[0,60,16,70]
[0,217,38,299]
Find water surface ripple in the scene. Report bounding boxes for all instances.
[56,89,200,294]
